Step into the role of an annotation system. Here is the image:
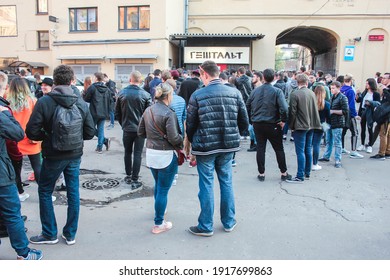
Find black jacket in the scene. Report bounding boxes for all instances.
[356,89,381,117]
[246,83,288,124]
[26,85,95,160]
[83,82,112,121]
[235,74,252,103]
[186,79,249,155]
[115,84,152,133]
[0,110,24,186]
[138,101,183,151]
[329,92,349,129]
[178,78,201,105]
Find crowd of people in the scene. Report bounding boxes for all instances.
[0,61,389,260]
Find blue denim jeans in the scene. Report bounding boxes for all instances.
[312,129,323,165]
[323,128,343,162]
[293,130,314,180]
[95,119,106,149]
[248,124,257,144]
[150,154,178,225]
[109,110,115,125]
[0,184,30,256]
[39,158,81,239]
[196,152,236,232]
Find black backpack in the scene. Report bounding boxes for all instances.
[51,98,84,151]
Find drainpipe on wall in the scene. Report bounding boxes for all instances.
[184,0,189,33]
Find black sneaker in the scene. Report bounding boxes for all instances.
[124,176,132,184]
[247,145,257,152]
[386,154,390,159]
[188,226,213,237]
[104,138,111,151]
[318,157,330,162]
[131,181,143,190]
[286,177,304,184]
[257,175,265,182]
[54,184,66,192]
[95,147,103,154]
[29,234,59,244]
[370,154,386,160]
[305,174,310,180]
[281,173,292,181]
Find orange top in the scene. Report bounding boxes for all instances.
[13,96,42,155]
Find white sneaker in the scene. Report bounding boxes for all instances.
[342,148,350,154]
[152,221,173,234]
[171,179,177,186]
[366,146,373,153]
[349,151,364,159]
[19,193,30,202]
[312,164,322,171]
[356,145,365,151]
[52,196,56,202]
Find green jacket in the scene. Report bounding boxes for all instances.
[289,86,322,131]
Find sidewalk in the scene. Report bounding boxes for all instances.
[1,121,389,260]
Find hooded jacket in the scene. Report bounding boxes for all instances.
[26,85,95,160]
[340,84,357,117]
[83,82,112,121]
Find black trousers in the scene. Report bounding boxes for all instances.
[361,112,374,146]
[253,122,288,174]
[342,117,359,151]
[123,131,145,181]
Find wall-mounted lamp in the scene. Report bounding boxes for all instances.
[353,37,362,42]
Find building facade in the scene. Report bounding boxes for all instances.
[1,0,389,89]
[0,0,184,87]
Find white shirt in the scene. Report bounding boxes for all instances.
[146,148,173,169]
[362,92,373,109]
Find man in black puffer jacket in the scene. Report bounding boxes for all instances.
[26,65,95,245]
[186,60,249,237]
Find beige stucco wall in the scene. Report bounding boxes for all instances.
[0,0,184,78]
[188,0,390,89]
[1,0,389,89]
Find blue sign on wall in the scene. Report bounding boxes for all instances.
[344,46,355,61]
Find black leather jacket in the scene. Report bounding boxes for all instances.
[115,85,152,133]
[138,101,183,150]
[246,83,288,124]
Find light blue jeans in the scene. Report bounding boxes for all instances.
[323,128,343,162]
[196,152,236,232]
[150,155,178,225]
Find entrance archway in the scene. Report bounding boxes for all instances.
[276,26,338,75]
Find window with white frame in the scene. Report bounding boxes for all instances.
[115,64,152,85]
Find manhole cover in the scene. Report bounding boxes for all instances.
[82,178,121,190]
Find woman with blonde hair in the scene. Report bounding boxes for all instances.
[7,77,42,200]
[138,82,183,234]
[312,85,330,171]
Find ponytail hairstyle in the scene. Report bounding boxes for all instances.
[155,82,173,104]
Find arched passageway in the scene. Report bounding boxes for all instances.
[276,26,338,75]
